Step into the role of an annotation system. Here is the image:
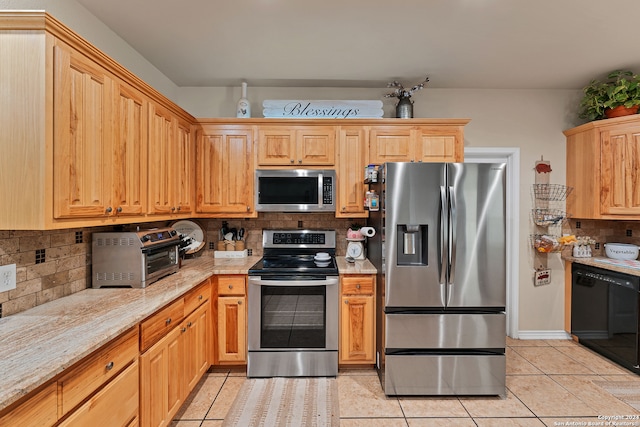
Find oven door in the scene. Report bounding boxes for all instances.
[247,275,339,377]
[248,276,339,352]
[141,241,179,287]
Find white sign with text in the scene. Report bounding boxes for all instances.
[262,100,384,119]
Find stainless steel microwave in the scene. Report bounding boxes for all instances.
[255,169,336,212]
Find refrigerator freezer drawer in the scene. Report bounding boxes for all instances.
[385,313,505,349]
[384,354,506,396]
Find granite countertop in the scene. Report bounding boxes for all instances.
[336,257,377,274]
[563,255,640,277]
[0,255,260,412]
[0,254,376,412]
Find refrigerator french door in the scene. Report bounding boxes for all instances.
[369,162,507,396]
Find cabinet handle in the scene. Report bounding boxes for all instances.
[198,295,203,300]
[181,327,187,333]
[187,322,192,327]
[105,361,114,371]
[344,300,349,304]
[105,206,113,214]
[166,318,172,325]
[171,206,176,212]
[298,159,302,164]
[246,206,250,211]
[116,206,122,213]
[290,159,294,163]
[176,206,181,211]
[238,300,243,305]
[228,285,233,289]
[342,206,346,211]
[356,284,361,289]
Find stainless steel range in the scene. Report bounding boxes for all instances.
[247,229,339,377]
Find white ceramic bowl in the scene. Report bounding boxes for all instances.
[604,243,640,260]
[314,252,330,261]
[314,261,331,267]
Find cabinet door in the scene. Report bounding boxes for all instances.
[0,382,57,427]
[112,81,147,216]
[336,127,368,217]
[140,325,182,427]
[147,103,175,215]
[53,41,112,218]
[217,296,247,363]
[600,128,640,215]
[340,295,374,363]
[174,118,194,215]
[257,128,296,165]
[414,126,463,162]
[296,127,335,165]
[58,361,139,427]
[184,303,211,392]
[369,127,413,164]
[196,127,254,214]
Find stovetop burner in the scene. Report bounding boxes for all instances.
[249,229,338,277]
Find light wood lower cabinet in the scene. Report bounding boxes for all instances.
[140,284,212,427]
[215,275,247,364]
[59,360,139,427]
[0,382,57,427]
[339,275,376,364]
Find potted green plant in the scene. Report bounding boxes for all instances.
[579,70,640,121]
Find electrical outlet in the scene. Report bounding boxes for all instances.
[0,264,17,292]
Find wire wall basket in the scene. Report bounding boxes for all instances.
[530,234,565,253]
[531,208,568,226]
[532,184,573,201]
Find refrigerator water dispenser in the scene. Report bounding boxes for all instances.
[397,224,427,265]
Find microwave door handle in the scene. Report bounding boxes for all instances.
[318,173,324,208]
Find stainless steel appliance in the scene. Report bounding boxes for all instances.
[571,263,640,374]
[255,169,335,212]
[369,162,507,396]
[247,229,339,377]
[92,227,180,288]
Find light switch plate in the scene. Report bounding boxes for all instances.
[0,264,17,292]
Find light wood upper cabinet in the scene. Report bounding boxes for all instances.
[600,127,640,215]
[112,79,147,216]
[196,125,255,216]
[369,125,463,164]
[0,12,197,229]
[148,104,193,216]
[257,126,335,166]
[336,127,369,217]
[53,40,113,219]
[565,116,640,219]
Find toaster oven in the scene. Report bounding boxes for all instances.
[92,227,180,288]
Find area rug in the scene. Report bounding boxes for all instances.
[593,380,640,411]
[222,377,339,427]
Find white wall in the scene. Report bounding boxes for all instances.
[2,0,586,334]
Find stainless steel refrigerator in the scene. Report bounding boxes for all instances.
[368,162,506,396]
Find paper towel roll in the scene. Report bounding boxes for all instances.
[360,227,376,237]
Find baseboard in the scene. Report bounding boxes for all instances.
[515,330,571,340]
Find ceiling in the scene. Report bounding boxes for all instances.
[75,0,640,90]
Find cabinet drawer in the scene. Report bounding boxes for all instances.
[217,275,246,296]
[342,275,374,295]
[59,360,139,427]
[140,298,185,352]
[59,327,139,415]
[184,279,211,315]
[0,382,57,427]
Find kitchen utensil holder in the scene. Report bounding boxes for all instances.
[531,208,568,226]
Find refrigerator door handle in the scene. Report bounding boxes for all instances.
[448,186,457,286]
[439,185,447,286]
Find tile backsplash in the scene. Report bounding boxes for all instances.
[0,213,358,316]
[563,219,640,257]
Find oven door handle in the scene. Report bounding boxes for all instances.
[248,277,339,287]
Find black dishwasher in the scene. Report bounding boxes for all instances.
[571,263,640,374]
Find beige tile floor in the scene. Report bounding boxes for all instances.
[171,338,640,426]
